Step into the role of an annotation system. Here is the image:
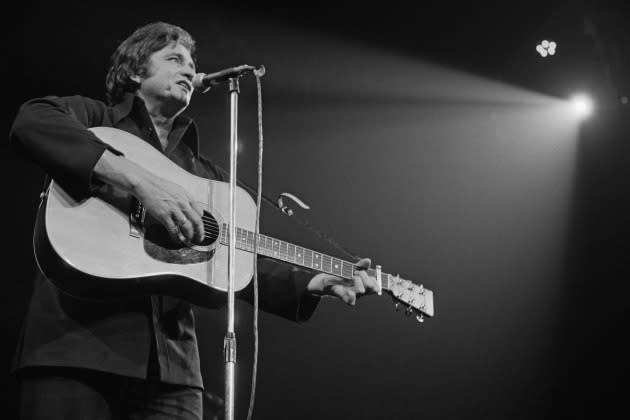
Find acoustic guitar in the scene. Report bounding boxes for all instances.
[34,127,434,321]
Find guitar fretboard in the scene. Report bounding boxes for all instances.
[219,224,392,289]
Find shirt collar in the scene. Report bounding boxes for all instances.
[112,93,200,158]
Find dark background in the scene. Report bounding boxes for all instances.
[3,1,628,419]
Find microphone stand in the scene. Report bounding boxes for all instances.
[224,75,240,420]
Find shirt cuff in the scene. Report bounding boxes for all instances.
[291,267,321,322]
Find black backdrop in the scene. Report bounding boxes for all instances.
[4,1,628,419]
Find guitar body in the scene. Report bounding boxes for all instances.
[34,127,255,307]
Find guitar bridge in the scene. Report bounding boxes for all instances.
[129,198,146,238]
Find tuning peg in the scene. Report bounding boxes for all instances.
[394,302,400,311]
[416,314,424,323]
[405,306,413,316]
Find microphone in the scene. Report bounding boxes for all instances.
[192,64,265,92]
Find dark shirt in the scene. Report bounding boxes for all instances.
[10,93,320,389]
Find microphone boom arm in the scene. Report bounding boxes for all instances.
[193,64,265,92]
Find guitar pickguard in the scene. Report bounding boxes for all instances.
[143,221,215,264]
[142,209,221,264]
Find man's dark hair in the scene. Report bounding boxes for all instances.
[105,22,196,105]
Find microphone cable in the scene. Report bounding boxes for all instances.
[246,70,264,420]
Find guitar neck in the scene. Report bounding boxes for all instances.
[219,224,394,290]
[218,224,435,318]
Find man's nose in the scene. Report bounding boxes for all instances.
[181,65,195,81]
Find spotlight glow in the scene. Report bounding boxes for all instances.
[570,93,593,118]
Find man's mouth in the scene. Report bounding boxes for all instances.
[176,81,192,92]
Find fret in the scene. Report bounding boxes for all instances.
[257,234,267,256]
[304,249,313,268]
[345,262,356,279]
[257,234,264,253]
[236,227,243,248]
[296,246,304,266]
[240,228,247,249]
[263,236,272,257]
[266,236,273,255]
[272,239,280,257]
[280,241,288,260]
[313,252,321,270]
[322,255,332,273]
[287,244,296,263]
[218,225,357,280]
[247,230,255,251]
[331,258,342,276]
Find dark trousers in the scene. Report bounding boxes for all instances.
[18,367,204,420]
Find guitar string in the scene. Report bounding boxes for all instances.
[181,230,408,290]
[198,215,408,281]
[199,224,360,263]
[195,232,381,279]
[197,218,390,278]
[198,223,358,261]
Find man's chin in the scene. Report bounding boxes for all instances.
[162,96,190,116]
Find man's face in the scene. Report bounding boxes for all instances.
[134,42,195,113]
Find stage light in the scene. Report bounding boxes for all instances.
[570,93,593,118]
[536,40,557,57]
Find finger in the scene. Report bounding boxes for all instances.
[353,271,367,294]
[366,274,379,293]
[333,285,357,306]
[182,204,204,242]
[190,200,205,218]
[357,269,378,294]
[176,216,195,242]
[346,289,357,306]
[165,217,186,243]
[169,210,189,243]
[356,257,371,269]
[331,285,349,304]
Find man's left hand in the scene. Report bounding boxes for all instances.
[306,258,378,305]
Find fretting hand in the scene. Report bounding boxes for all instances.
[306,258,379,305]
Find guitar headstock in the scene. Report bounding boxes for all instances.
[387,275,435,323]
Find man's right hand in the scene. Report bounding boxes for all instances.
[134,175,205,244]
[93,150,205,244]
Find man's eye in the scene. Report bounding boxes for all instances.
[168,56,181,63]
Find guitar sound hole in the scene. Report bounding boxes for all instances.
[195,210,220,246]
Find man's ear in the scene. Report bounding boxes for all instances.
[130,74,142,84]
